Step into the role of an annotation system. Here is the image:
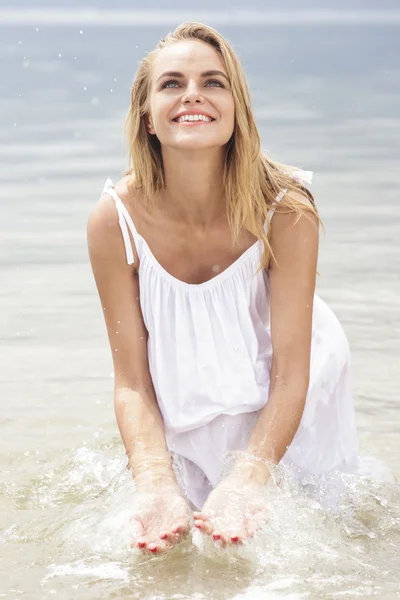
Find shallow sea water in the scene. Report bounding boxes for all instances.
[1,8,400,600]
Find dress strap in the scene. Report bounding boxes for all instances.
[263,189,288,233]
[265,169,313,231]
[102,178,139,265]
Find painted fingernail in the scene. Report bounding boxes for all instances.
[231,536,239,542]
[138,541,146,548]
[213,533,221,540]
[149,545,157,552]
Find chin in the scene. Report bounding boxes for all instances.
[168,137,228,151]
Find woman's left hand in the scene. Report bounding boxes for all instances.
[193,475,269,545]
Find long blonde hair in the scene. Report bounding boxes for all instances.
[123,21,321,269]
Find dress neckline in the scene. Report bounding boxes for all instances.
[138,232,263,291]
[106,179,264,291]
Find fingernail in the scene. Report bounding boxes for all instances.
[149,545,157,552]
[213,533,221,540]
[231,536,239,542]
[138,541,146,548]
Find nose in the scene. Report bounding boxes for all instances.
[181,79,204,105]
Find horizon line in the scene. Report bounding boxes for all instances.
[1,8,400,26]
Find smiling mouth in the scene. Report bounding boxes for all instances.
[172,118,216,124]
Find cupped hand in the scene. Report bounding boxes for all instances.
[130,487,191,554]
[193,478,269,546]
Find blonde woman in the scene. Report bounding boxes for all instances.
[87,22,359,555]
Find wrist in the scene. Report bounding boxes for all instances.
[228,455,272,486]
[134,468,180,493]
[128,452,180,492]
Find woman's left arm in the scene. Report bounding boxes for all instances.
[231,191,319,484]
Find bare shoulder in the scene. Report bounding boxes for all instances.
[269,189,319,270]
[86,187,121,259]
[86,176,141,269]
[286,188,315,210]
[272,189,319,232]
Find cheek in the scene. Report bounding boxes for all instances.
[224,100,235,130]
[223,96,235,119]
[150,97,169,126]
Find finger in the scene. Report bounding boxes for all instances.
[229,534,243,544]
[159,529,184,544]
[195,519,214,535]
[193,511,208,521]
[135,537,148,549]
[147,541,160,553]
[213,532,228,547]
[130,516,145,547]
[146,538,169,554]
[212,531,227,543]
[194,519,210,532]
[171,519,190,535]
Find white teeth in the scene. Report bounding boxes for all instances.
[176,114,213,123]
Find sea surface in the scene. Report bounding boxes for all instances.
[1,8,400,600]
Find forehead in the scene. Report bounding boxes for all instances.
[152,40,225,78]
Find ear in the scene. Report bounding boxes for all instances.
[145,113,155,135]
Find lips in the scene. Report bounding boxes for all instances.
[172,109,216,122]
[172,116,215,123]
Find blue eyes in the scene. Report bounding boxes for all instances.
[161,79,225,89]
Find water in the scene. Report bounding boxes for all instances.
[1,7,400,599]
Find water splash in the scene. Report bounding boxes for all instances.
[2,442,399,599]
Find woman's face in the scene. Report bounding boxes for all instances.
[146,40,235,151]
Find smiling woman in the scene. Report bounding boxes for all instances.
[87,22,360,555]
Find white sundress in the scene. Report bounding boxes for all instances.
[102,171,360,510]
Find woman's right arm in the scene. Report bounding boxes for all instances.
[86,192,178,493]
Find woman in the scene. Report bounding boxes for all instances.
[87,22,360,555]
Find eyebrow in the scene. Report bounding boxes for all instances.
[156,70,229,83]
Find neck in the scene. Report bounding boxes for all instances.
[159,147,227,227]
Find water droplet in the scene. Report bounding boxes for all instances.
[110,88,113,93]
[36,27,39,32]
[83,86,87,91]
[80,30,83,34]
[58,53,62,57]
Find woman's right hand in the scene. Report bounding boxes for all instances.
[130,483,192,554]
